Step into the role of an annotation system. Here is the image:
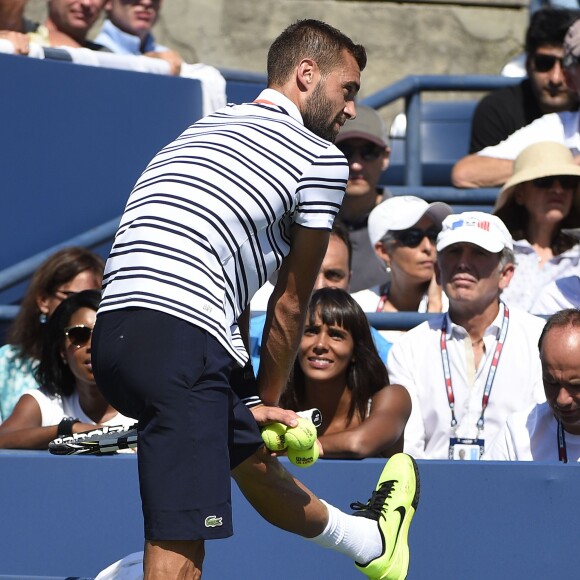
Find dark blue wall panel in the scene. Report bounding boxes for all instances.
[0,451,578,579]
[0,53,203,302]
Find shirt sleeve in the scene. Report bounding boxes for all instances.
[294,146,347,230]
[476,113,564,160]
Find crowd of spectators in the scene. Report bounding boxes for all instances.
[2,5,580,471]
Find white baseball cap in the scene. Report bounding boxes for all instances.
[368,196,452,246]
[436,212,513,253]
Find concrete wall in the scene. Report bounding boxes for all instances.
[25,0,529,118]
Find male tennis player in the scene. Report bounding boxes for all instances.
[93,19,419,579]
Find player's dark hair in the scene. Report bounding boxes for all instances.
[7,247,104,360]
[538,308,580,351]
[267,19,366,86]
[281,287,388,424]
[36,289,101,397]
[525,8,580,54]
[331,219,353,271]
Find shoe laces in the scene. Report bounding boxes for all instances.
[350,479,396,521]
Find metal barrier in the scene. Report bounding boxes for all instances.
[361,74,520,187]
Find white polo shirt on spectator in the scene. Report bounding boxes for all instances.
[477,111,580,160]
[484,401,580,462]
[387,303,546,459]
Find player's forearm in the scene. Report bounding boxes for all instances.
[257,295,305,405]
[451,154,514,188]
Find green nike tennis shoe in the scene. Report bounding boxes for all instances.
[351,453,420,580]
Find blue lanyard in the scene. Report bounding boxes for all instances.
[557,420,568,464]
[439,303,510,433]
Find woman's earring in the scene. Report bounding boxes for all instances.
[39,312,47,324]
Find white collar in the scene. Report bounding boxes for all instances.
[254,88,303,125]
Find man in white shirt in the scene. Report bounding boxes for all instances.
[387,212,546,459]
[451,17,580,188]
[485,308,580,462]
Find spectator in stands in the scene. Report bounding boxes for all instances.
[32,0,108,50]
[387,212,546,459]
[250,221,392,373]
[0,0,35,54]
[469,8,579,154]
[279,287,411,458]
[452,17,580,188]
[95,0,183,76]
[353,196,451,343]
[532,226,580,312]
[334,105,391,292]
[0,290,133,449]
[494,141,580,312]
[485,308,580,461]
[0,247,104,421]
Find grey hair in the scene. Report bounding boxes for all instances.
[498,247,515,270]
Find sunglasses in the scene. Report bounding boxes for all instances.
[338,143,384,162]
[532,54,564,73]
[389,227,440,248]
[531,175,580,189]
[64,325,93,348]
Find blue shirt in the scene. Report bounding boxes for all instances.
[94,19,168,55]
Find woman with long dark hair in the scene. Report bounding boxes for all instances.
[0,290,133,449]
[280,287,411,458]
[0,247,104,420]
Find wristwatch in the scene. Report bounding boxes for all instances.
[57,416,80,437]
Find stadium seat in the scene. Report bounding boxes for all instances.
[383,100,478,186]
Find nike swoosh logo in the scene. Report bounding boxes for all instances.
[390,506,406,559]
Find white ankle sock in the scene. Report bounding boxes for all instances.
[307,500,381,564]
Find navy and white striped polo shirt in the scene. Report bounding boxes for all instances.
[99,89,348,365]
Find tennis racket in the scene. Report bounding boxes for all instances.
[48,408,320,456]
[48,424,138,456]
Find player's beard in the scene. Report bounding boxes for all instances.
[302,81,343,142]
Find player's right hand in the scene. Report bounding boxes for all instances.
[250,404,299,429]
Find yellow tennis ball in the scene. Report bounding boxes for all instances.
[261,422,288,451]
[285,417,317,450]
[288,444,320,468]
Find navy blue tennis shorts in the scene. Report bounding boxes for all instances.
[92,308,263,541]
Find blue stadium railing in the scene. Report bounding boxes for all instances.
[0,56,518,329]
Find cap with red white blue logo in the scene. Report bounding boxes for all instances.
[436,212,513,253]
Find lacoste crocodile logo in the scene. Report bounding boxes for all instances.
[204,515,223,528]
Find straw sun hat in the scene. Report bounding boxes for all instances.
[494,141,580,217]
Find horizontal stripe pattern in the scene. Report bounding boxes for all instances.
[99,92,348,364]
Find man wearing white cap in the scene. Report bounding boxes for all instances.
[334,105,392,292]
[387,212,546,460]
[452,17,580,189]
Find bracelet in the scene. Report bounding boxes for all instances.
[57,416,80,437]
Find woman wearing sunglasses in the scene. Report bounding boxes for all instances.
[0,247,104,421]
[280,288,411,458]
[0,290,133,449]
[494,141,580,313]
[353,196,452,342]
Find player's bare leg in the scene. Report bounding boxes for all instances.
[232,445,328,537]
[144,539,205,580]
